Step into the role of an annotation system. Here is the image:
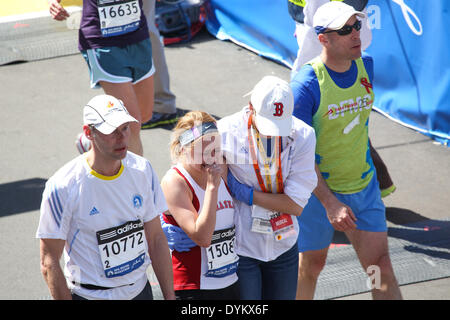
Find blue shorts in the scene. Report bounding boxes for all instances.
[297,174,387,252]
[81,39,155,89]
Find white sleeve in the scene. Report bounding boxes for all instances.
[35,178,73,240]
[283,126,318,209]
[144,161,168,223]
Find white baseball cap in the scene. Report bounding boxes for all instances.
[249,76,294,137]
[83,95,138,135]
[313,1,365,34]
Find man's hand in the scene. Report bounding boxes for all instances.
[325,200,357,232]
[48,0,70,21]
[312,164,357,232]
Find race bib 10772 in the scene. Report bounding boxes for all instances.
[96,220,147,278]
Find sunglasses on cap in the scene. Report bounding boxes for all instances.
[323,20,362,36]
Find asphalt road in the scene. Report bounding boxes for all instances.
[0,28,449,300]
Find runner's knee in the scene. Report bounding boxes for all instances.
[364,252,394,277]
[299,252,327,278]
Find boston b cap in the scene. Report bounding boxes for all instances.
[313,1,365,34]
[83,95,138,135]
[249,76,294,137]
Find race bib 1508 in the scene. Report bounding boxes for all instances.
[205,227,239,278]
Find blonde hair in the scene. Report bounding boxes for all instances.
[169,111,217,163]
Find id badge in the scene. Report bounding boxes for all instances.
[269,212,295,241]
[251,204,271,219]
[251,217,273,234]
[251,204,273,234]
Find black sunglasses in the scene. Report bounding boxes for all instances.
[323,20,362,36]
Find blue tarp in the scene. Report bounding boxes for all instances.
[205,0,297,67]
[205,0,450,145]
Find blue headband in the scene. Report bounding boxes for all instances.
[179,122,218,146]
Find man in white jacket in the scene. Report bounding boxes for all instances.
[160,76,318,299]
[216,76,318,299]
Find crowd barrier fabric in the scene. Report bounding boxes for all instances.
[205,0,450,145]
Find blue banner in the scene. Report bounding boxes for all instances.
[205,0,450,145]
[365,0,450,145]
[205,0,297,67]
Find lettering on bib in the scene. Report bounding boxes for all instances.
[205,227,238,278]
[324,94,373,120]
[97,0,141,37]
[96,219,146,278]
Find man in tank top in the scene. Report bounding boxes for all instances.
[290,2,402,300]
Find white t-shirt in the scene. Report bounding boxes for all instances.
[36,152,168,300]
[217,107,318,262]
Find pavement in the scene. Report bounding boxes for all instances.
[0,8,449,300]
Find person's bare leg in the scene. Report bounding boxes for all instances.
[346,229,402,299]
[296,247,329,300]
[100,81,144,156]
[133,75,154,124]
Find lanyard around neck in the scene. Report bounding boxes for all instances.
[247,113,284,194]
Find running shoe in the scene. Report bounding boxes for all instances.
[141,112,178,129]
[75,132,91,154]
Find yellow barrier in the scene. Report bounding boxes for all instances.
[1,0,82,17]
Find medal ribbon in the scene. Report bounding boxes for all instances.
[247,113,284,194]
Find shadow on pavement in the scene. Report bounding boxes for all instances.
[331,207,450,261]
[143,107,222,131]
[0,178,46,217]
